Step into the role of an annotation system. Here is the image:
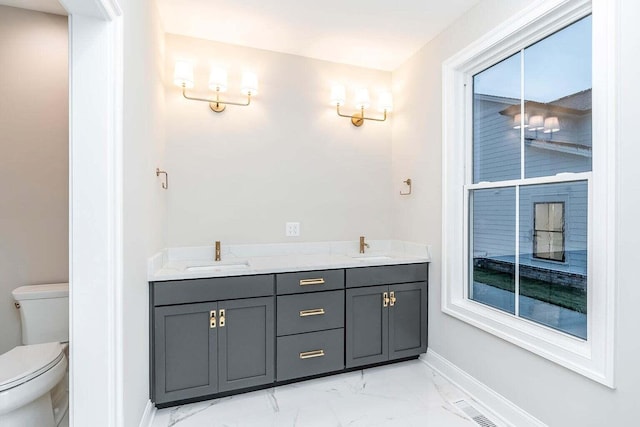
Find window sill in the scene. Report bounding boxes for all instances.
[442,296,612,387]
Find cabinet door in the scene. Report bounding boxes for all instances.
[388,282,427,360]
[345,285,389,368]
[217,296,275,392]
[154,302,218,404]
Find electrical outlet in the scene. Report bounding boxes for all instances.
[285,222,300,237]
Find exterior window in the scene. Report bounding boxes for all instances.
[533,202,565,262]
[469,16,590,339]
[442,0,617,386]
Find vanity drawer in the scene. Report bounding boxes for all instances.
[276,269,344,295]
[152,275,274,306]
[276,328,344,381]
[345,263,428,288]
[277,290,344,336]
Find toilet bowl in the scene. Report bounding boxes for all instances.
[0,283,69,426]
[0,342,67,427]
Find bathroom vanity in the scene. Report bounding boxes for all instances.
[148,242,429,407]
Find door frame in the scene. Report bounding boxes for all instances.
[60,0,124,425]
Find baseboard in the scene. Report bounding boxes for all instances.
[421,350,546,427]
[138,400,157,427]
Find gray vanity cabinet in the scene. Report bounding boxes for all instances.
[345,285,389,367]
[151,263,428,407]
[388,282,427,360]
[151,275,274,405]
[345,264,428,369]
[153,302,218,404]
[217,296,275,392]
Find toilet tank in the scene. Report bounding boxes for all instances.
[12,283,69,345]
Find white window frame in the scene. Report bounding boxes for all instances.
[442,0,617,387]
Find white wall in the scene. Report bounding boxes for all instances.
[0,6,68,354]
[121,0,166,424]
[164,34,393,246]
[392,0,639,424]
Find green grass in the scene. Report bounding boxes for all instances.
[473,267,586,314]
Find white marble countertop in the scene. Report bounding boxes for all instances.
[148,240,431,282]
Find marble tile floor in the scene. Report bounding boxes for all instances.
[151,359,504,427]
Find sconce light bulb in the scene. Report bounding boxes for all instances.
[378,91,393,113]
[241,71,258,96]
[208,67,228,93]
[543,116,560,133]
[354,88,371,110]
[173,60,194,89]
[330,85,346,106]
[513,113,529,129]
[528,115,544,131]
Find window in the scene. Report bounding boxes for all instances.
[533,202,565,262]
[469,16,590,339]
[442,0,616,387]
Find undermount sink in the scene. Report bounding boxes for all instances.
[352,255,393,261]
[185,262,250,272]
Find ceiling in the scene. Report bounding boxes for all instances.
[156,0,482,71]
[0,0,66,15]
[1,0,482,70]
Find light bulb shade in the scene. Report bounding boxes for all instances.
[513,113,529,129]
[528,115,544,130]
[378,91,393,112]
[543,116,560,133]
[240,72,258,96]
[331,85,346,106]
[354,88,371,109]
[173,61,194,88]
[208,67,228,92]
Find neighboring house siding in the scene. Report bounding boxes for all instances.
[473,187,516,259]
[473,99,520,183]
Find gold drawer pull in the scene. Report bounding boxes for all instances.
[383,292,389,307]
[299,278,325,286]
[299,349,325,359]
[299,308,326,317]
[389,291,397,307]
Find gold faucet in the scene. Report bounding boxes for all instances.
[215,241,221,261]
[359,236,370,254]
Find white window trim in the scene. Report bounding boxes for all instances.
[442,0,617,387]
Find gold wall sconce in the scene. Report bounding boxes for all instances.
[330,85,392,127]
[173,61,258,113]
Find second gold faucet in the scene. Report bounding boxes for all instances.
[215,241,221,261]
[359,236,370,254]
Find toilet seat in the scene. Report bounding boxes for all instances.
[0,343,64,392]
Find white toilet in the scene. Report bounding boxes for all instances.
[0,283,69,427]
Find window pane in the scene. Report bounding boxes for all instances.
[548,203,564,231]
[519,181,587,339]
[534,203,549,230]
[523,16,592,178]
[473,53,521,183]
[470,187,516,314]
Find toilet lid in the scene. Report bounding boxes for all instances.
[0,342,64,392]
